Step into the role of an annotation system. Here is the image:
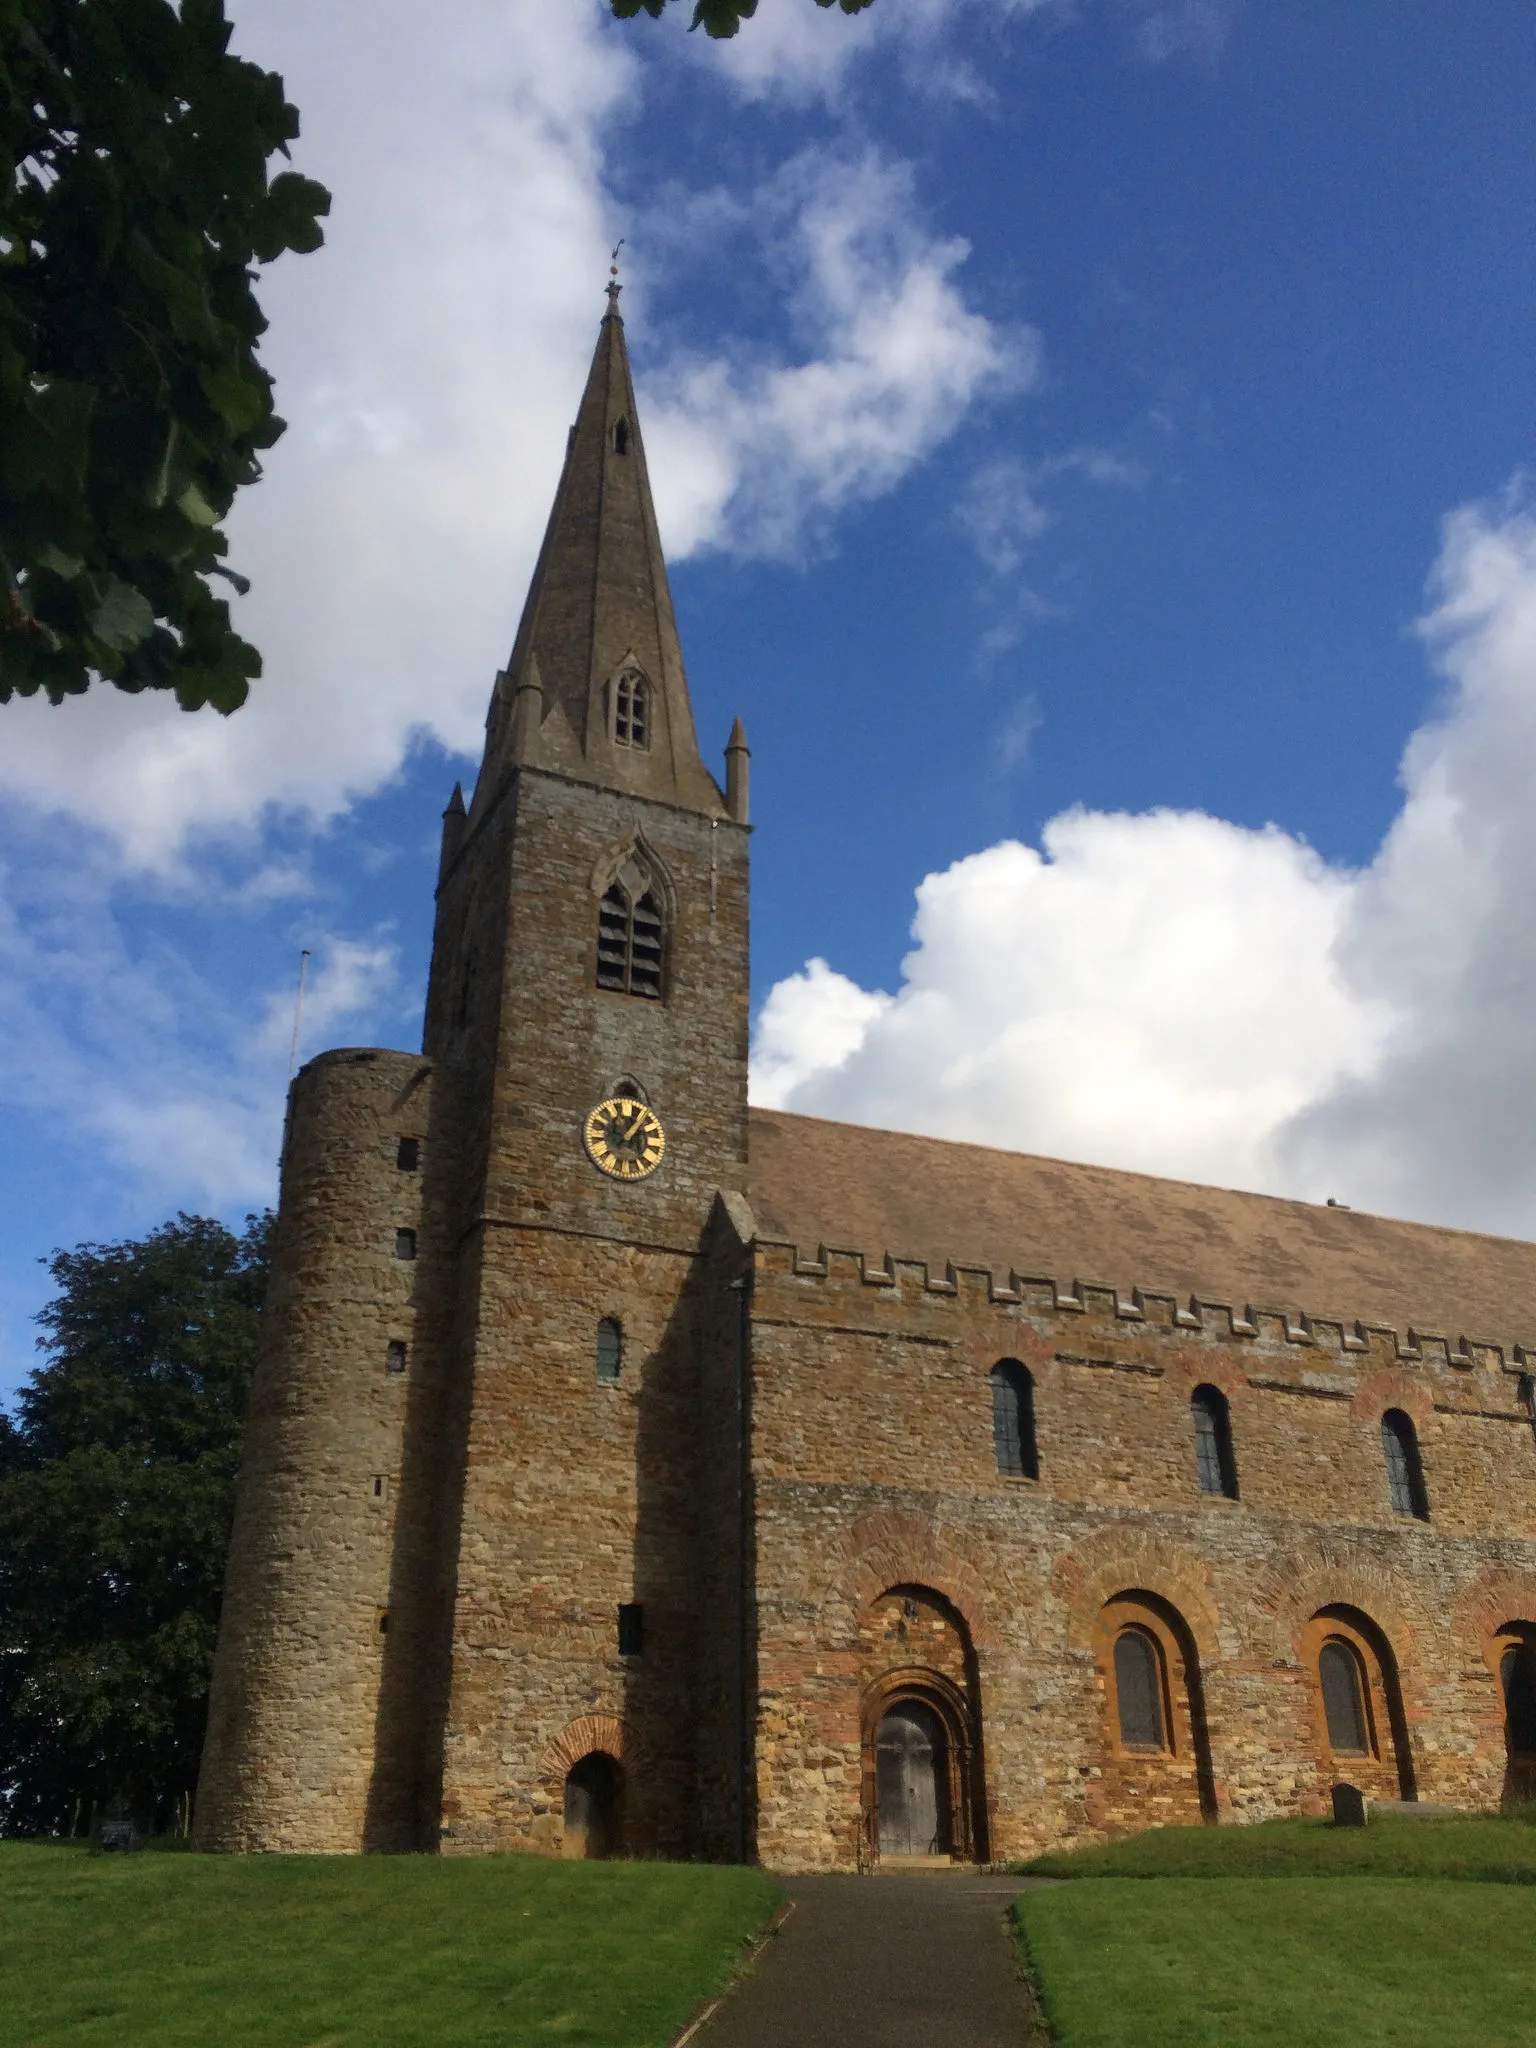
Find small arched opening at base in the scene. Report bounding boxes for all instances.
[1494,1620,1536,1806]
[562,1751,623,1860]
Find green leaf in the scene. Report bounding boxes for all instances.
[176,481,221,527]
[87,577,156,654]
[197,366,266,433]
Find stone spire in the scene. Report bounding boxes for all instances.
[479,288,724,816]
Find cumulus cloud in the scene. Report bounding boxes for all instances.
[753,493,1536,1238]
[0,1,1013,870]
[956,448,1144,578]
[647,152,1026,558]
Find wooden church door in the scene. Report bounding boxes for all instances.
[875,1700,948,1857]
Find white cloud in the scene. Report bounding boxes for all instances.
[956,448,1143,578]
[753,808,1383,1193]
[647,152,1026,557]
[754,493,1536,1238]
[0,1,1013,870]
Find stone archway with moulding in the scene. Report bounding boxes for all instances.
[1350,1367,1433,1429]
[1161,1347,1251,1406]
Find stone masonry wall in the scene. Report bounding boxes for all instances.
[746,1243,1536,1869]
[196,1049,450,1852]
[433,764,751,1859]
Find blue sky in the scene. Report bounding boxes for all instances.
[4,0,1536,1397]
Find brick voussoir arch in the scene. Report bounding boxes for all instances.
[1254,1556,1421,1671]
[1351,1367,1433,1428]
[1451,1567,1536,1644]
[540,1713,634,1782]
[833,1513,996,1649]
[1162,1347,1251,1404]
[1057,1542,1224,1664]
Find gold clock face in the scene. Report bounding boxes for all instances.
[584,1096,665,1181]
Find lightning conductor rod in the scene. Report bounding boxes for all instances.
[287,949,311,1083]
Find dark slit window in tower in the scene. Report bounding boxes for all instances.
[990,1361,1038,1479]
[1522,1375,1536,1445]
[1382,1408,1429,1519]
[372,1476,384,1499]
[395,1228,417,1261]
[1319,1639,1370,1753]
[617,1603,644,1656]
[386,1340,407,1374]
[597,882,664,999]
[1502,1641,1536,1756]
[614,669,649,749]
[596,1317,622,1384]
[1114,1629,1166,1749]
[613,416,629,456]
[1192,1385,1239,1499]
[396,1136,420,1172]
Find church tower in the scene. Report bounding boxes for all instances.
[195,288,753,1858]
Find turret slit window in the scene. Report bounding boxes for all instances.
[596,854,665,1000]
[394,1229,417,1261]
[1114,1628,1166,1750]
[596,1318,622,1384]
[1191,1385,1239,1499]
[1501,1639,1536,1758]
[990,1361,1037,1479]
[1319,1639,1371,1754]
[614,669,649,749]
[618,1603,644,1656]
[1382,1408,1429,1519]
[1521,1374,1536,1446]
[396,1137,420,1173]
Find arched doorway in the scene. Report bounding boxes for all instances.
[857,1583,987,1865]
[562,1751,622,1859]
[875,1699,952,1859]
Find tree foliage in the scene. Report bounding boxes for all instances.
[0,1211,270,1836]
[612,0,875,40]
[0,0,328,711]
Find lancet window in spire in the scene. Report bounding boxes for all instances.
[614,669,650,750]
[596,853,665,999]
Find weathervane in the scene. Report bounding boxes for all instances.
[607,239,624,312]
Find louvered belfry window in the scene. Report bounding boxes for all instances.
[596,854,664,999]
[614,669,649,749]
[1114,1629,1166,1749]
[1382,1409,1429,1519]
[991,1361,1038,1479]
[1319,1640,1370,1754]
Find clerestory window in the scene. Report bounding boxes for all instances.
[1382,1409,1429,1520]
[990,1361,1038,1479]
[1191,1385,1239,1500]
[614,669,649,749]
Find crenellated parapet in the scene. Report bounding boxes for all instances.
[753,1236,1536,1390]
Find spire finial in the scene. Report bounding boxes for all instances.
[606,239,625,315]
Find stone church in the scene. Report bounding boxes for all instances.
[196,291,1536,1867]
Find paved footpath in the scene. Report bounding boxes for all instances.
[692,1872,1052,2048]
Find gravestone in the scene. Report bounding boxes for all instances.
[1331,1782,1367,1827]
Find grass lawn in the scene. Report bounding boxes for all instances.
[1015,1814,1536,2048]
[0,1844,781,2048]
